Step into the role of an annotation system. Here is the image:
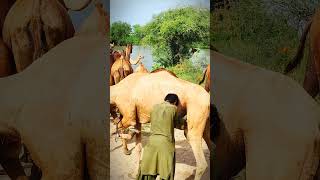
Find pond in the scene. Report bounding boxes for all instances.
[114,46,210,71]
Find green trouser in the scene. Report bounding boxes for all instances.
[136,153,176,180]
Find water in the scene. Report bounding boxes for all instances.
[190,49,210,70]
[131,46,154,71]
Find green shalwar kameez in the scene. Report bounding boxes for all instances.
[137,102,182,180]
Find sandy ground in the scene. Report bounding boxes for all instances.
[110,122,210,180]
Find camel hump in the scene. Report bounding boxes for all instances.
[151,68,177,77]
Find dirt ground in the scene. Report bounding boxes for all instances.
[110,122,210,180]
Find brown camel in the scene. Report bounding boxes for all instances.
[0,19,108,180]
[0,0,16,77]
[2,0,95,72]
[134,60,149,73]
[213,51,320,179]
[110,49,144,85]
[0,2,108,179]
[199,64,210,92]
[284,9,320,98]
[110,71,211,180]
[0,37,15,77]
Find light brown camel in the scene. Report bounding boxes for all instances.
[2,0,95,72]
[284,9,320,98]
[110,71,211,180]
[212,51,320,179]
[111,68,178,156]
[110,50,144,85]
[0,3,109,180]
[134,60,149,73]
[199,64,210,92]
[0,27,108,180]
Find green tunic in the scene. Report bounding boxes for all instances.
[137,101,179,180]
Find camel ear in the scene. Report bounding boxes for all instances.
[63,0,92,11]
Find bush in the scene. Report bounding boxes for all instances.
[167,60,204,84]
[142,7,210,67]
[211,0,309,83]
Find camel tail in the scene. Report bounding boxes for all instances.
[199,68,208,85]
[284,19,313,74]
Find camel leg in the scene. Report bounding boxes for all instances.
[188,137,207,180]
[0,158,27,180]
[203,119,214,152]
[10,32,34,72]
[113,72,120,84]
[29,163,42,180]
[120,129,130,155]
[109,74,114,86]
[130,122,142,178]
[0,138,27,180]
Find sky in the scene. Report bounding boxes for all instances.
[110,0,210,25]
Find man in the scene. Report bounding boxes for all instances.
[136,93,184,180]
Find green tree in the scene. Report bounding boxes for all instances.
[142,7,210,67]
[131,24,145,45]
[110,21,132,45]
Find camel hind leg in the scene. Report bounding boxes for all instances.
[186,106,209,180]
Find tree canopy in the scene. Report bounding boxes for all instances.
[110,21,132,45]
[141,7,210,67]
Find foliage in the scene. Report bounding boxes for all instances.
[130,24,145,45]
[166,60,204,84]
[110,21,132,45]
[211,0,316,83]
[110,22,146,45]
[142,7,210,67]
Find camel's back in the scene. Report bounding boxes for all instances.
[131,72,209,118]
[212,51,320,140]
[3,35,106,102]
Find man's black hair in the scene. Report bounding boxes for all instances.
[164,93,179,105]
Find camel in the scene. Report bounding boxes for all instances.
[199,64,210,92]
[0,0,16,77]
[134,60,149,73]
[110,49,144,85]
[110,71,211,180]
[212,51,320,179]
[0,28,108,180]
[111,68,178,156]
[0,37,15,77]
[0,2,108,180]
[2,0,96,72]
[284,9,320,98]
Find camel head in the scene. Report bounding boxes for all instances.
[124,44,133,61]
[129,54,144,65]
